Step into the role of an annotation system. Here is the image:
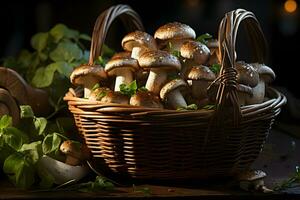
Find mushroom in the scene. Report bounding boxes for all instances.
[89,87,111,101]
[38,155,89,184]
[105,57,139,91]
[111,51,131,59]
[100,90,129,105]
[130,90,163,108]
[154,22,196,52]
[60,140,91,166]
[122,31,157,59]
[246,63,276,104]
[237,170,272,193]
[160,79,188,109]
[70,64,108,98]
[235,61,259,87]
[138,50,181,95]
[187,65,216,100]
[180,40,211,78]
[206,39,221,66]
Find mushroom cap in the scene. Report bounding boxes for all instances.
[122,31,157,51]
[237,84,253,95]
[238,170,267,181]
[138,50,181,71]
[100,91,129,104]
[111,51,131,59]
[89,87,111,101]
[105,57,139,76]
[130,90,163,108]
[160,79,187,100]
[187,65,216,81]
[180,41,210,64]
[154,22,196,40]
[60,140,85,160]
[70,64,107,86]
[251,63,276,83]
[235,61,259,87]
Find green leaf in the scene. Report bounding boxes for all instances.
[18,50,33,67]
[42,133,62,155]
[34,117,47,136]
[119,80,137,97]
[203,104,216,110]
[196,33,212,45]
[50,24,80,43]
[96,91,107,100]
[102,44,115,58]
[38,52,48,61]
[19,141,42,163]
[31,32,49,52]
[3,152,35,189]
[211,63,221,74]
[2,127,29,151]
[171,50,181,58]
[92,83,100,91]
[177,104,198,111]
[20,105,34,119]
[31,62,60,88]
[49,42,83,62]
[138,87,148,92]
[79,34,91,41]
[96,56,108,66]
[0,115,12,130]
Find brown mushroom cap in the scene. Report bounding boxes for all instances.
[235,61,259,87]
[89,87,111,101]
[122,31,157,51]
[100,90,129,104]
[130,90,163,108]
[180,41,210,64]
[251,63,276,83]
[111,51,131,59]
[237,170,267,181]
[187,65,216,81]
[154,22,196,40]
[138,50,181,71]
[105,57,139,76]
[70,64,107,86]
[160,79,187,100]
[60,140,86,160]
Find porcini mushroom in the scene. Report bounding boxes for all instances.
[246,63,276,104]
[187,65,216,100]
[100,90,129,105]
[105,57,139,91]
[130,90,163,108]
[235,61,259,87]
[180,40,211,78]
[60,140,90,166]
[70,64,107,98]
[154,22,196,52]
[111,51,131,59]
[138,50,181,95]
[237,170,271,193]
[122,31,157,59]
[160,79,188,109]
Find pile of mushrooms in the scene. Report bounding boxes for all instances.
[70,22,276,109]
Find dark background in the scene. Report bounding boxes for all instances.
[0,0,299,97]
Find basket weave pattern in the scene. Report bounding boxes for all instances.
[64,5,286,179]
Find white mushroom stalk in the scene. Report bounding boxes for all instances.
[131,47,147,59]
[145,69,168,94]
[167,89,187,108]
[114,69,134,91]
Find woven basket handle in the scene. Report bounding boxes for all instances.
[214,9,267,124]
[88,4,144,65]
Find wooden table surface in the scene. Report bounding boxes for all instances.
[1,126,300,199]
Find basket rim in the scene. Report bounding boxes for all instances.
[63,87,286,115]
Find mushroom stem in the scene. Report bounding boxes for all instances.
[131,47,147,59]
[114,70,133,91]
[246,80,265,104]
[180,59,196,78]
[145,70,167,95]
[167,89,187,109]
[191,80,209,99]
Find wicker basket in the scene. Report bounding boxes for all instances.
[64,5,286,179]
